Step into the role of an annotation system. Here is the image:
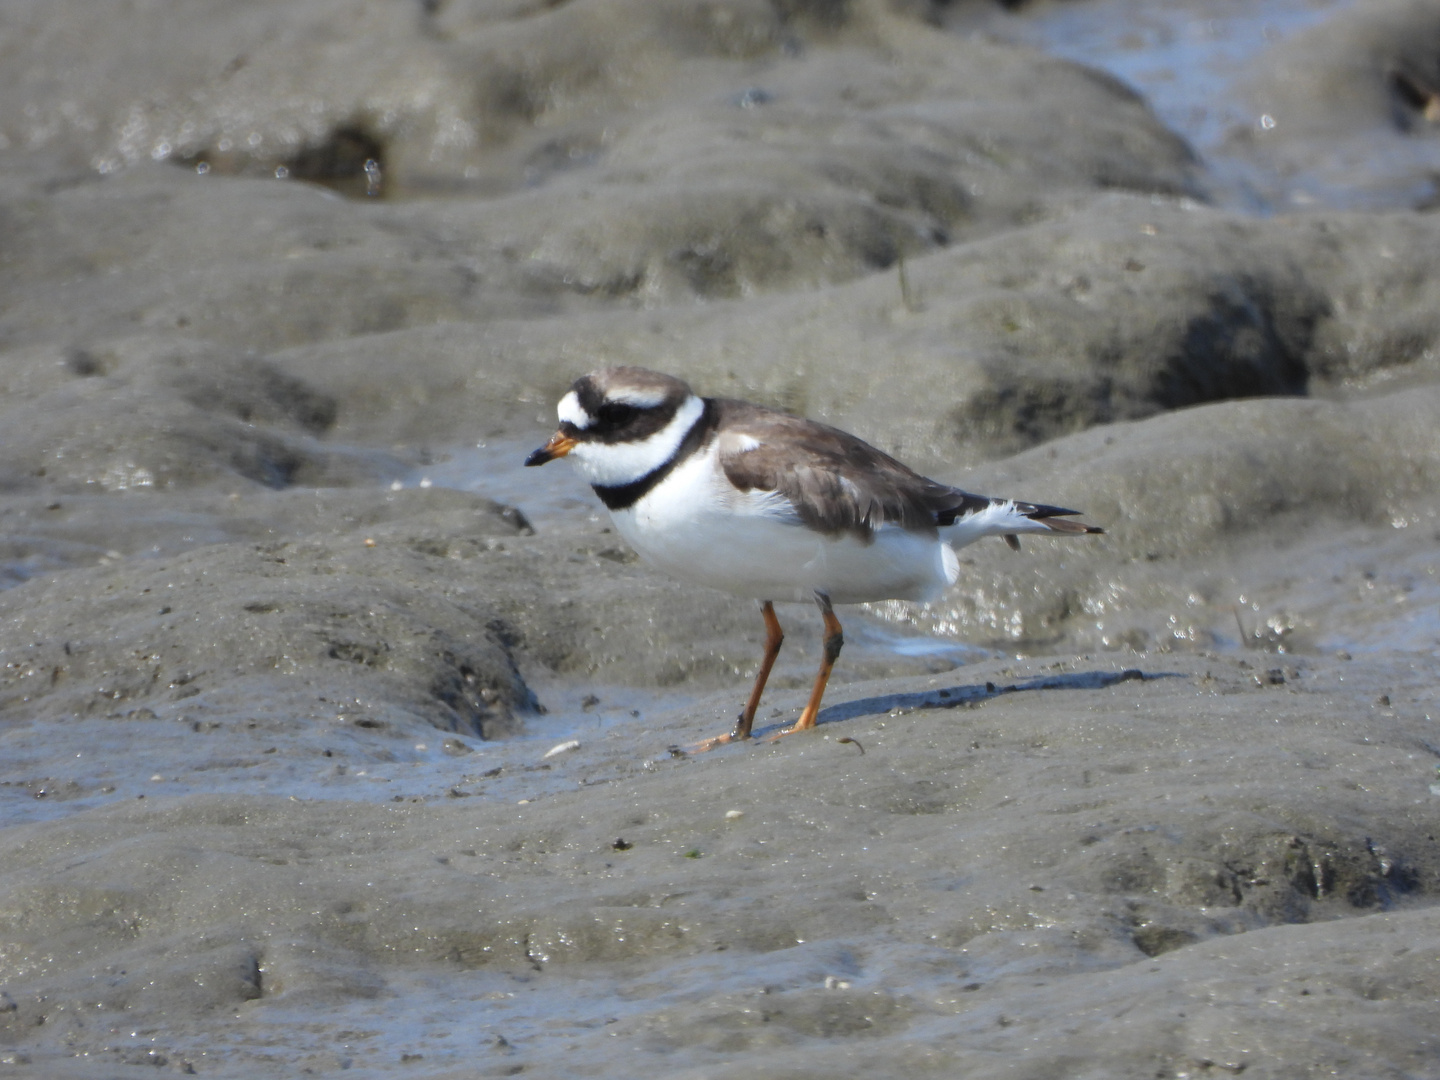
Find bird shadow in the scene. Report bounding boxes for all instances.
[757,667,1179,737]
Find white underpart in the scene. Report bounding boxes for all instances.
[942,499,1058,549]
[608,440,959,605]
[557,390,590,430]
[562,396,1056,604]
[565,393,706,488]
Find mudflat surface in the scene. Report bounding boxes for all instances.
[2,1,1439,1077]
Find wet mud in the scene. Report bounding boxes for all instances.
[2,0,1439,1076]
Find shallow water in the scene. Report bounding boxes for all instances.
[962,0,1355,143]
[404,436,597,533]
[952,0,1360,210]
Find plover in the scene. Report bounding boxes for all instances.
[526,367,1101,747]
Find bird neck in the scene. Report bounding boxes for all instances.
[591,397,718,510]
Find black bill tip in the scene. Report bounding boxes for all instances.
[525,431,577,466]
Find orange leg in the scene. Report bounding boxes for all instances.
[694,600,784,750]
[737,601,784,738]
[769,593,843,741]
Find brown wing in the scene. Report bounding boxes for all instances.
[713,398,981,541]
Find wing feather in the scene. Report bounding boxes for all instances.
[712,398,1102,543]
[715,400,950,541]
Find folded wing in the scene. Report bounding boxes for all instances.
[713,399,1102,545]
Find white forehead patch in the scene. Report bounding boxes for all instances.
[608,386,669,409]
[557,390,591,429]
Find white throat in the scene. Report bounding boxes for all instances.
[566,393,705,488]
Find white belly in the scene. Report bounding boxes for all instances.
[604,449,958,605]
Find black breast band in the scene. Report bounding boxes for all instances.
[592,399,718,511]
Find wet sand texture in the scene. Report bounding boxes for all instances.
[2,0,1440,1076]
[1228,0,1440,207]
[3,653,1439,1077]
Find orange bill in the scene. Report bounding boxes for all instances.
[524,430,578,466]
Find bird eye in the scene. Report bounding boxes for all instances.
[597,403,638,426]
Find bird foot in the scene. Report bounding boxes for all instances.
[690,729,747,753]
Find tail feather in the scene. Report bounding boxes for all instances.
[938,493,1103,550]
[1031,514,1104,536]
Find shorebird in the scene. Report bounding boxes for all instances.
[526,367,1101,747]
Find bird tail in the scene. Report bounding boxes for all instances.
[939,497,1103,552]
